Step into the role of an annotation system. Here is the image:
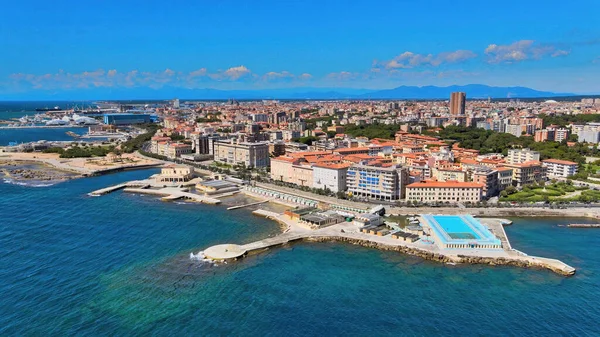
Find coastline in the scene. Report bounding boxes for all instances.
[204,207,577,276]
[0,151,163,181]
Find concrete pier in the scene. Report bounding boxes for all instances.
[200,213,577,276]
[567,223,600,228]
[88,181,150,196]
[227,199,271,210]
[123,187,221,204]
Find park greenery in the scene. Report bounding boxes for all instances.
[292,136,319,145]
[499,181,600,203]
[121,124,160,153]
[539,113,600,127]
[44,145,116,158]
[343,123,401,139]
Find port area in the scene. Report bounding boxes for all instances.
[201,210,576,276]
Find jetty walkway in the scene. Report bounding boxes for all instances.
[200,212,576,276]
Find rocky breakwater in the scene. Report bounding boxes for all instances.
[0,161,79,182]
[305,236,575,276]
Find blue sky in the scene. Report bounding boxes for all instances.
[1,0,600,98]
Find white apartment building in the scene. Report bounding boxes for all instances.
[542,159,578,178]
[506,148,541,164]
[347,164,409,201]
[312,163,350,193]
[405,181,484,203]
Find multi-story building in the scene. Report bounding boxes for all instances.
[506,148,540,165]
[405,181,484,203]
[269,141,286,157]
[552,128,570,142]
[574,125,600,143]
[542,159,578,178]
[432,167,467,182]
[503,161,546,187]
[347,164,409,201]
[251,113,269,123]
[213,140,270,168]
[497,167,513,191]
[472,167,499,198]
[450,92,466,115]
[282,130,301,141]
[103,114,151,125]
[312,163,351,193]
[192,134,223,155]
[165,143,193,159]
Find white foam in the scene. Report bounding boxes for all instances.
[189,250,213,263]
[2,178,55,188]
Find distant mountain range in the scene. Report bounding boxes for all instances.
[1,84,576,100]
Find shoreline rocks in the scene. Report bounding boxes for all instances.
[303,236,576,276]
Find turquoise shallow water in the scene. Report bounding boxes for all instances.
[1,169,600,336]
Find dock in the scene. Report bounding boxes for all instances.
[88,181,150,196]
[124,187,221,204]
[567,223,600,228]
[227,199,271,210]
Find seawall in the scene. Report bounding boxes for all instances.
[303,236,576,276]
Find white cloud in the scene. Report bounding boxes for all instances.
[485,40,569,63]
[223,65,251,80]
[262,71,294,81]
[374,49,477,70]
[551,50,570,57]
[188,68,207,78]
[9,66,314,89]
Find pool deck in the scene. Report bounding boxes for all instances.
[199,211,576,276]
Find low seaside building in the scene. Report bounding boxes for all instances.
[155,165,193,183]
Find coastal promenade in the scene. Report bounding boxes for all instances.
[201,210,576,276]
[252,182,600,219]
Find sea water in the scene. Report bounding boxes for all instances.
[0,169,599,336]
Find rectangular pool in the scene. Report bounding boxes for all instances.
[432,215,481,240]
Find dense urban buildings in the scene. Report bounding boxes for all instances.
[137,94,600,204]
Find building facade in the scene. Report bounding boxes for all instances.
[312,163,350,193]
[450,92,466,115]
[405,181,484,203]
[213,140,270,168]
[347,165,409,201]
[506,148,541,164]
[542,159,578,178]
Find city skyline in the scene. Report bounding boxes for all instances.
[2,0,600,98]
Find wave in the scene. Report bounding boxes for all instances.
[189,251,215,264]
[2,178,56,187]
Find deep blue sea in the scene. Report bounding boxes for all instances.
[1,168,599,336]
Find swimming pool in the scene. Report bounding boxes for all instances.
[421,214,502,249]
[433,215,480,240]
